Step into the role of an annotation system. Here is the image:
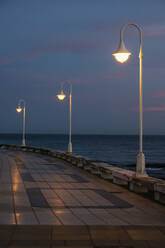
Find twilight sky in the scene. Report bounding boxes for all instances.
[0,0,165,134]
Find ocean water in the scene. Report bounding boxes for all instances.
[0,134,165,179]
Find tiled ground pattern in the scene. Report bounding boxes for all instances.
[0,150,165,247]
[0,225,165,248]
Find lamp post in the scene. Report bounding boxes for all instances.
[112,23,147,176]
[16,99,26,146]
[57,81,72,153]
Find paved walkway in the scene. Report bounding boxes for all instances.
[0,150,165,247]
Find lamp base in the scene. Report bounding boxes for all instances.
[22,139,26,147]
[68,142,72,153]
[136,152,147,177]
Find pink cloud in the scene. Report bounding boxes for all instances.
[0,57,14,65]
[151,91,165,98]
[29,73,90,86]
[0,39,105,66]
[130,105,165,112]
[144,24,165,38]
[144,106,165,112]
[69,77,89,84]
[99,72,128,80]
[144,60,165,69]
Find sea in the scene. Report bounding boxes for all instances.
[0,134,165,179]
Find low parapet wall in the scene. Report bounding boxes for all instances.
[0,144,164,205]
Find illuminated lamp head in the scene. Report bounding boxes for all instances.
[57,90,66,101]
[113,39,131,63]
[16,106,22,113]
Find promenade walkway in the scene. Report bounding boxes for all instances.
[0,150,165,247]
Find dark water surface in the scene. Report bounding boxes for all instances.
[0,134,165,179]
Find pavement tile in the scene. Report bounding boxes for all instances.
[158,226,165,235]
[47,198,65,207]
[34,208,61,225]
[15,212,38,224]
[53,208,84,225]
[127,228,165,241]
[13,192,26,197]
[12,184,25,193]
[89,226,131,241]
[123,208,165,225]
[0,184,12,192]
[0,191,12,197]
[51,240,65,246]
[11,226,52,240]
[0,229,13,240]
[119,240,149,248]
[26,188,50,208]
[53,246,93,248]
[0,214,16,224]
[14,196,31,207]
[36,182,50,188]
[65,240,93,246]
[89,208,128,225]
[52,226,90,241]
[68,189,97,207]
[0,204,14,212]
[147,240,165,248]
[84,189,114,207]
[7,240,50,248]
[92,240,120,246]
[0,196,13,205]
[41,189,58,198]
[0,240,9,248]
[54,189,82,206]
[14,206,33,213]
[70,208,105,225]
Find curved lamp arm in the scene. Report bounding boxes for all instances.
[120,23,142,57]
[18,99,26,108]
[60,80,72,95]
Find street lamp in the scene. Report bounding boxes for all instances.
[113,23,147,176]
[57,81,72,153]
[16,99,26,146]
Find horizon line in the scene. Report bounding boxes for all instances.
[0,133,165,136]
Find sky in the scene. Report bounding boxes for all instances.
[0,0,165,134]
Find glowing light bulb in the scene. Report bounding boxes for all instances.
[113,52,131,63]
[57,93,66,101]
[16,107,22,113]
